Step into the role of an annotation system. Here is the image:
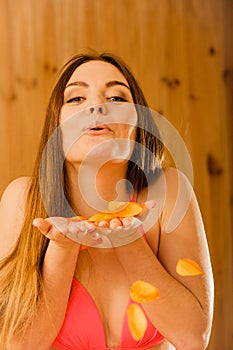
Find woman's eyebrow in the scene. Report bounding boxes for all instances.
[65,80,130,90]
[106,80,130,90]
[65,81,89,89]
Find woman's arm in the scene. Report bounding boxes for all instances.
[21,220,80,349]
[114,168,214,350]
[9,241,80,350]
[0,177,30,259]
[0,178,80,350]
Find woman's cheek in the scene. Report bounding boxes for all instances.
[60,107,74,123]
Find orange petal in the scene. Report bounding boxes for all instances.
[108,201,129,212]
[88,202,143,222]
[130,280,160,303]
[176,258,205,276]
[127,303,147,341]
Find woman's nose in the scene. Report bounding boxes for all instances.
[89,104,107,115]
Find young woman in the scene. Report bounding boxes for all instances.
[0,52,214,350]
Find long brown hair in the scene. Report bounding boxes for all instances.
[0,50,163,347]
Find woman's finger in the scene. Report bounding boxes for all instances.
[33,218,52,235]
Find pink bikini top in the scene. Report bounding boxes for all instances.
[52,277,164,349]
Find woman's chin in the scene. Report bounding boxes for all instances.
[65,140,133,166]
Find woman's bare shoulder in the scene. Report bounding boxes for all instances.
[161,166,192,187]
[157,166,193,206]
[0,176,32,258]
[1,176,32,197]
[0,177,32,212]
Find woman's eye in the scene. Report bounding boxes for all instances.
[107,96,127,102]
[66,96,85,104]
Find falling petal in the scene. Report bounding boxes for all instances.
[127,303,147,341]
[176,258,205,276]
[130,280,160,303]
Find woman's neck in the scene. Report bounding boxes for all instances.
[65,161,132,216]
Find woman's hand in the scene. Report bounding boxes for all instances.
[32,216,142,248]
[32,200,156,249]
[87,199,156,248]
[32,217,82,249]
[82,217,142,248]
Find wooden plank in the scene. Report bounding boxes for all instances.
[0,1,232,348]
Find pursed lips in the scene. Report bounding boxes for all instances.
[82,122,113,135]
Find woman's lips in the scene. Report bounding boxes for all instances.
[83,123,113,135]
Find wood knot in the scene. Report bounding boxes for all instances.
[207,153,223,176]
[222,68,233,83]
[161,77,181,88]
[189,93,198,100]
[44,62,50,71]
[44,63,58,74]
[8,92,17,102]
[208,46,216,56]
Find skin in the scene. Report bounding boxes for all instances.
[0,61,214,350]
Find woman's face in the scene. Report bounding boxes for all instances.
[60,60,137,165]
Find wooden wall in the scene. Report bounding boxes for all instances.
[0,0,232,348]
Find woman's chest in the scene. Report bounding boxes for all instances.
[75,221,160,299]
[74,226,160,345]
[75,251,131,347]
[75,221,160,310]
